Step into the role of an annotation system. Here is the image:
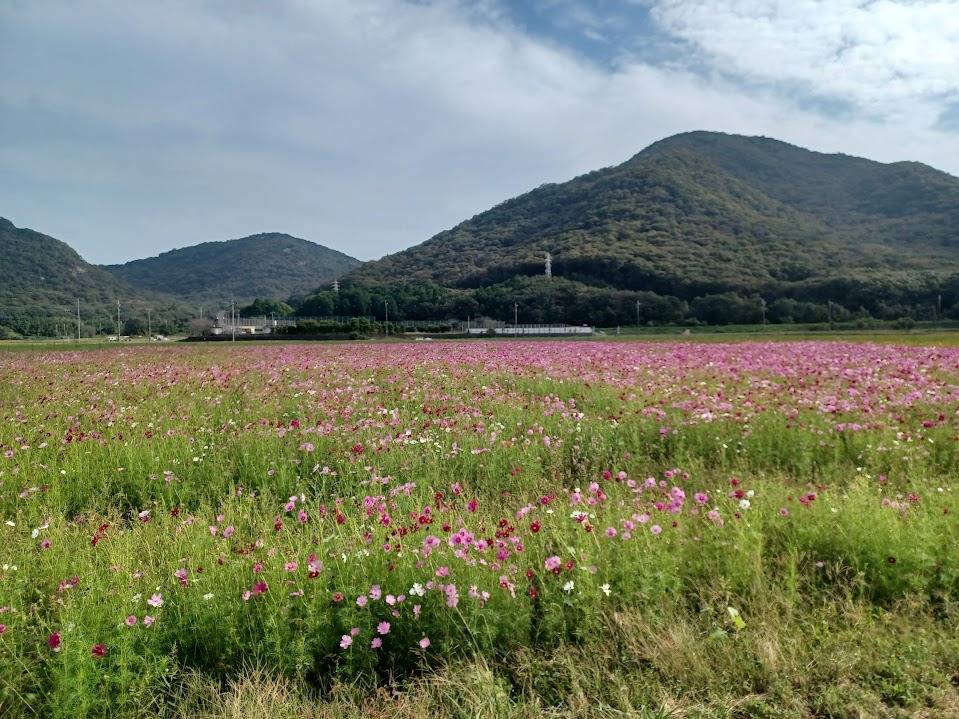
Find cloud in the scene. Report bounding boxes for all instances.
[0,0,957,269]
[644,0,959,123]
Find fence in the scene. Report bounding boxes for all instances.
[467,325,594,336]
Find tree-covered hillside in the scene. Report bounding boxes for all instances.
[104,233,360,306]
[335,132,959,324]
[0,218,189,337]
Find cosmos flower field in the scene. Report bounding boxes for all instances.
[1,340,958,717]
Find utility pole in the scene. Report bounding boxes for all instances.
[147,308,152,339]
[761,298,767,328]
[828,300,833,329]
[76,298,81,342]
[938,294,942,321]
[636,300,641,327]
[231,300,236,342]
[116,299,121,341]
[384,300,389,335]
[513,302,518,335]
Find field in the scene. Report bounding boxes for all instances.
[0,340,957,718]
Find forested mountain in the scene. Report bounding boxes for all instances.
[0,218,188,337]
[104,233,360,305]
[333,132,959,325]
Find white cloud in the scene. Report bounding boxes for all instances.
[0,0,957,269]
[645,0,959,124]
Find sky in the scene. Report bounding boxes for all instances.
[1,0,958,265]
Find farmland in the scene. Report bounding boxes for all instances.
[0,340,958,718]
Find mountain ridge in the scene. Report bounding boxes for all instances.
[103,232,361,305]
[0,217,188,337]
[333,131,959,324]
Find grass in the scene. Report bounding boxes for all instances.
[0,339,957,717]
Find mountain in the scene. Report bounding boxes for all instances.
[339,132,959,324]
[105,233,360,305]
[0,217,187,337]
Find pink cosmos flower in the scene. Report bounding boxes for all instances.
[544,556,561,571]
[174,568,189,586]
[284,562,298,573]
[371,637,382,649]
[339,635,352,649]
[47,632,61,651]
[419,637,431,649]
[143,615,156,626]
[125,615,137,626]
[377,621,390,635]
[356,595,368,607]
[147,593,164,608]
[223,526,235,538]
[91,643,107,658]
[650,525,662,536]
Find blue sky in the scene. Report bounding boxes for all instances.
[1,0,958,264]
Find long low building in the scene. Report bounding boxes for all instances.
[467,325,593,336]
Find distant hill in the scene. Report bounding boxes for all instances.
[105,233,360,305]
[0,217,188,337]
[340,131,959,324]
